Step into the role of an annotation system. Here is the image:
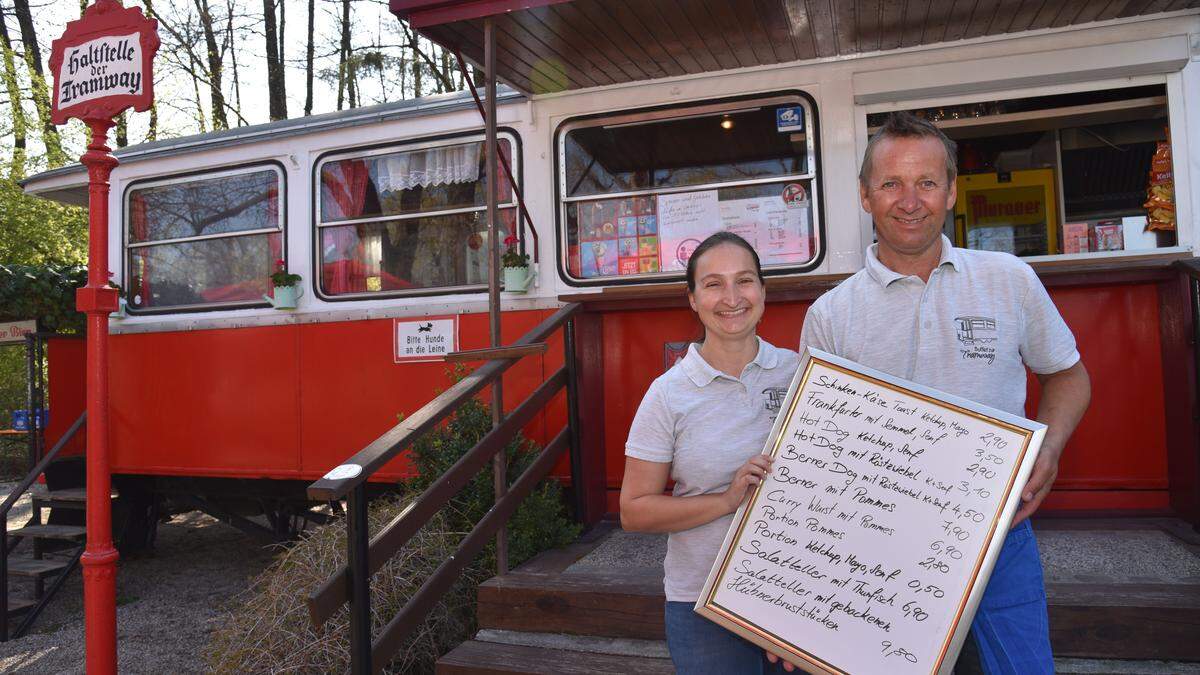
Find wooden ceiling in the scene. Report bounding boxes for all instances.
[393,0,1200,94]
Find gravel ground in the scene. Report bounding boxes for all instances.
[0,483,281,674]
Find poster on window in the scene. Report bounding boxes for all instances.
[719,196,811,265]
[658,190,721,271]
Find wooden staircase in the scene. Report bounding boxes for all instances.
[437,518,1200,674]
[2,485,93,639]
[0,412,96,641]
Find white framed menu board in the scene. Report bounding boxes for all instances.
[695,348,1045,675]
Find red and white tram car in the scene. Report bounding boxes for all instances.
[21,3,1200,534]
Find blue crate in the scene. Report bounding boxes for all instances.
[10,409,48,431]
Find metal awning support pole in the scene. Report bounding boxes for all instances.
[484,17,508,575]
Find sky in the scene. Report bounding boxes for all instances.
[12,0,444,169]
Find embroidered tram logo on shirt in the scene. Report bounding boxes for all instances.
[762,387,788,418]
[954,316,998,365]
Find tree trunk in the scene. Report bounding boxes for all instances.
[115,112,128,148]
[194,0,228,130]
[304,0,314,116]
[410,30,422,98]
[0,8,27,179]
[226,0,243,123]
[337,0,351,110]
[277,0,285,70]
[12,0,64,167]
[142,0,158,141]
[187,47,209,133]
[263,0,286,120]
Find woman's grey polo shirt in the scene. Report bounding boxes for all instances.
[625,338,801,602]
[800,235,1079,418]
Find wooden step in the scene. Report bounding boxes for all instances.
[1047,582,1200,661]
[6,557,71,579]
[477,570,664,640]
[436,640,675,675]
[9,525,86,541]
[31,487,119,508]
[5,597,35,616]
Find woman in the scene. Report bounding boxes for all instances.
[620,231,799,674]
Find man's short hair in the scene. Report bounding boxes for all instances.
[859,112,958,186]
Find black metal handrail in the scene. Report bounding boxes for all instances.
[306,303,583,673]
[0,411,86,641]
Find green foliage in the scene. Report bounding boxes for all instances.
[405,394,582,569]
[269,258,302,287]
[0,264,87,333]
[0,177,88,266]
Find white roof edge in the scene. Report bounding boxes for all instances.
[21,87,525,200]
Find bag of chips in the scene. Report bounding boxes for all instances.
[1145,133,1175,232]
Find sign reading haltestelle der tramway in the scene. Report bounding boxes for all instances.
[696,348,1045,675]
[57,34,145,107]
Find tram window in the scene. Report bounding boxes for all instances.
[125,165,284,312]
[558,94,822,285]
[316,136,517,298]
[867,84,1178,259]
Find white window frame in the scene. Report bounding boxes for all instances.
[857,73,1192,263]
[556,93,824,286]
[123,162,287,314]
[313,131,521,301]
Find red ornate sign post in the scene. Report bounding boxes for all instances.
[49,2,158,672]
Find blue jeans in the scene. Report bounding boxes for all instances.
[665,601,789,675]
[966,519,1054,674]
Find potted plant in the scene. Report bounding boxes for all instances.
[108,275,126,319]
[265,258,304,309]
[501,234,534,293]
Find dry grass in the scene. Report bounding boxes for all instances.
[204,495,486,674]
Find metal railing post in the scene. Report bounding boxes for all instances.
[347,484,371,674]
[1191,277,1200,423]
[23,334,37,471]
[1,510,7,642]
[564,318,585,522]
[483,15,508,577]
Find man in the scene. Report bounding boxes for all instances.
[779,112,1091,673]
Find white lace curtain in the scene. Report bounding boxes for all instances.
[374,143,481,192]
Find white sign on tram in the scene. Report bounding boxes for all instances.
[394,316,458,363]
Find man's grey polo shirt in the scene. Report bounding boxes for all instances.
[800,235,1079,417]
[626,338,800,602]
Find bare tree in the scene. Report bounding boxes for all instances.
[115,112,128,147]
[400,21,455,96]
[263,0,286,120]
[142,0,158,141]
[193,0,228,130]
[225,0,243,120]
[12,0,64,167]
[405,24,422,98]
[304,0,314,116]
[0,6,26,179]
[335,0,358,109]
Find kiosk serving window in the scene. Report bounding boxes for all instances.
[125,164,284,312]
[868,84,1177,258]
[558,95,822,285]
[315,134,516,298]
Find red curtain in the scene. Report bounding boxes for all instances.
[321,160,371,294]
[130,193,151,305]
